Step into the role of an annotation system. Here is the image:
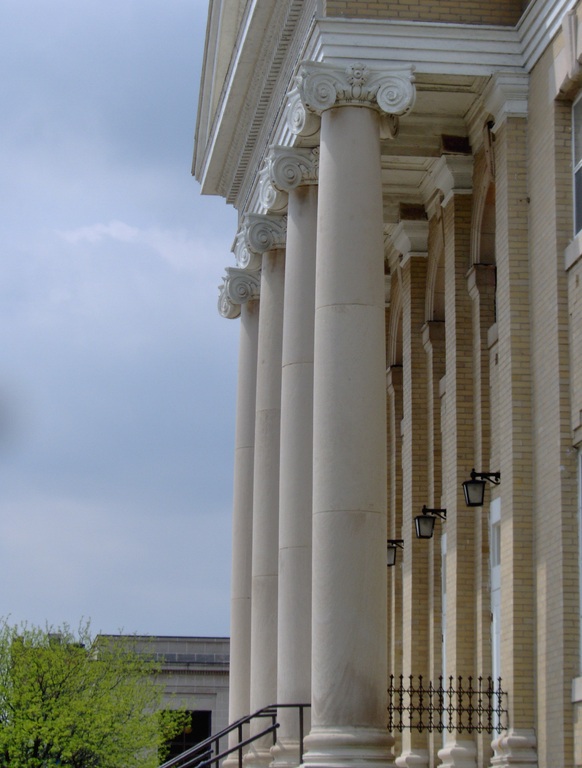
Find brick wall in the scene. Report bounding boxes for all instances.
[529,38,579,767]
[323,0,525,26]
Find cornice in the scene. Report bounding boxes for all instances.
[305,1,577,76]
[196,0,317,202]
[196,0,577,215]
[304,18,524,76]
[518,0,577,72]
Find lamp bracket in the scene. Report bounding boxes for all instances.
[387,539,404,549]
[470,469,501,485]
[422,505,447,521]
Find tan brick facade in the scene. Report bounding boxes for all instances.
[196,1,582,767]
[323,0,525,26]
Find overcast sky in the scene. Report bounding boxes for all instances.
[0,0,240,637]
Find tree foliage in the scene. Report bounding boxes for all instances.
[0,619,188,768]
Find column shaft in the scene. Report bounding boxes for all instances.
[248,248,285,767]
[230,299,260,729]
[275,184,317,766]
[307,104,391,767]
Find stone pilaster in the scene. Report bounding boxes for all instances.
[387,362,404,761]
[422,317,446,768]
[392,221,430,768]
[432,155,478,768]
[488,90,537,768]
[295,61,415,768]
[465,263,497,767]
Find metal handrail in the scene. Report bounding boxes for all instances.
[158,703,310,768]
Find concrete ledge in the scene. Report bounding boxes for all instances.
[565,232,582,271]
[571,676,582,702]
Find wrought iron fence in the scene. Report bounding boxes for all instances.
[388,675,508,735]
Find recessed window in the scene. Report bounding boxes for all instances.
[573,97,582,235]
[163,710,212,761]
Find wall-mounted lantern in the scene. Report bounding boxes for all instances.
[415,506,447,539]
[462,469,501,507]
[387,540,404,567]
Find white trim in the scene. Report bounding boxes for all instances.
[565,232,582,270]
[518,0,577,73]
[195,0,579,207]
[579,450,582,674]
[572,676,582,702]
[305,18,524,75]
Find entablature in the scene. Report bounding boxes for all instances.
[194,0,576,221]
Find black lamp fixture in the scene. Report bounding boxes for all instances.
[462,469,501,507]
[387,539,404,567]
[415,506,447,539]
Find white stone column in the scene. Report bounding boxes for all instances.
[219,266,261,738]
[264,147,319,768]
[244,214,287,768]
[294,61,415,768]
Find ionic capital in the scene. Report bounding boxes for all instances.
[294,61,416,119]
[218,267,261,319]
[259,165,288,214]
[234,214,287,270]
[286,88,321,139]
[233,228,261,271]
[244,213,287,255]
[265,146,319,192]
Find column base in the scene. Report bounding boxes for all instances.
[223,750,248,768]
[243,741,274,768]
[437,738,477,768]
[490,729,537,768]
[395,748,429,768]
[271,738,302,768]
[302,726,395,768]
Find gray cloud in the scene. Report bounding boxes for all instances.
[0,0,239,635]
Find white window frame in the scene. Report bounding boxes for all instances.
[573,94,582,236]
[490,498,501,687]
[579,450,582,673]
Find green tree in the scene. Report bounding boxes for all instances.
[0,619,188,768]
